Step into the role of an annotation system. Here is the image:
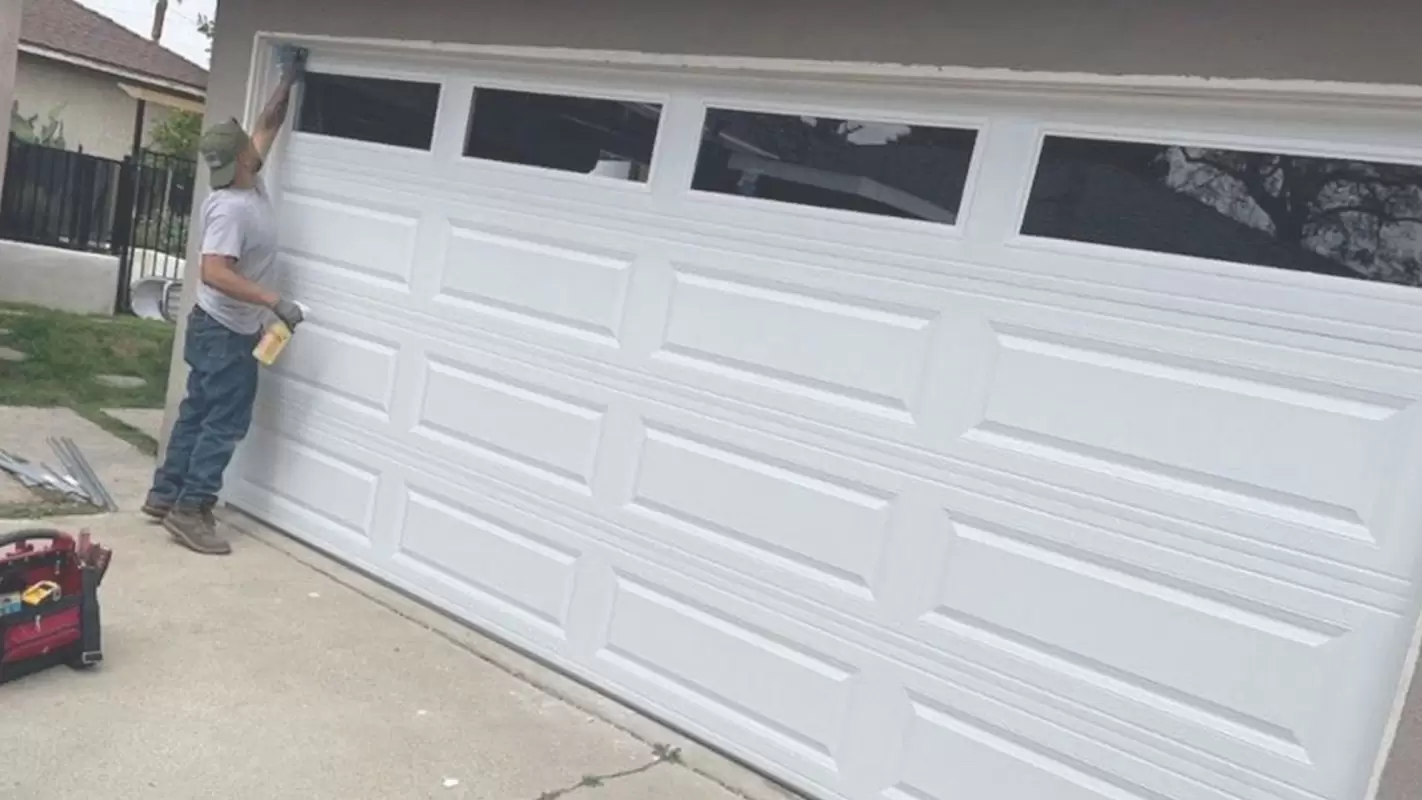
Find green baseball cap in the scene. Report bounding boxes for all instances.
[199,118,249,188]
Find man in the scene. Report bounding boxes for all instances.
[144,52,307,555]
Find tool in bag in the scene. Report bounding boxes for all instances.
[0,528,112,685]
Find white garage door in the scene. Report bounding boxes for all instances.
[225,43,1422,800]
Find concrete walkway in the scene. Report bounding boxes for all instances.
[3,510,778,799]
[103,407,167,441]
[0,406,158,509]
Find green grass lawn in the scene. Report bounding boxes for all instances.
[0,302,175,456]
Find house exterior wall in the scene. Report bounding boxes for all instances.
[169,2,1422,796]
[0,0,21,197]
[11,52,180,160]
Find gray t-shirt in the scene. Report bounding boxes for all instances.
[195,179,279,335]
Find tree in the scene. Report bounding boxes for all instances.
[148,109,202,157]
[1167,147,1422,285]
[144,11,214,158]
[196,13,214,51]
[10,101,67,148]
[1039,137,1422,287]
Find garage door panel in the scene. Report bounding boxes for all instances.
[627,423,896,601]
[890,697,1158,800]
[938,299,1422,578]
[278,194,671,370]
[282,139,670,243]
[970,323,1395,538]
[436,218,637,347]
[413,353,608,495]
[285,133,437,181]
[884,683,1269,800]
[936,486,1397,631]
[233,426,382,549]
[654,265,937,425]
[271,319,400,419]
[926,517,1325,766]
[277,190,419,289]
[1003,242,1422,350]
[596,572,859,774]
[394,485,580,639]
[911,492,1403,790]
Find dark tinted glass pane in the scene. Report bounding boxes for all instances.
[1023,136,1422,288]
[693,109,977,224]
[464,88,662,181]
[297,73,440,149]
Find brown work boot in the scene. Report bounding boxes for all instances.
[140,493,173,521]
[199,499,218,528]
[163,506,231,555]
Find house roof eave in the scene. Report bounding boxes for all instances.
[19,42,207,99]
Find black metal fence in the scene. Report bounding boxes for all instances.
[126,150,196,284]
[0,136,198,313]
[0,135,126,253]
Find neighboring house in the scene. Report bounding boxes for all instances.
[12,0,206,160]
[178,4,1422,800]
[0,1,19,193]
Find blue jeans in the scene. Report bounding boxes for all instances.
[150,307,261,508]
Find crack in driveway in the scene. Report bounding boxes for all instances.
[533,744,681,800]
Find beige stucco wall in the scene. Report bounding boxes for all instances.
[209,0,1422,89]
[12,53,177,160]
[165,3,1422,796]
[0,0,21,195]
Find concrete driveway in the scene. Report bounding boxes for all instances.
[1,509,790,800]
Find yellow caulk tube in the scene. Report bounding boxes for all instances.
[253,302,310,367]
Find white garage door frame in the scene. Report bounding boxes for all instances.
[224,31,1422,800]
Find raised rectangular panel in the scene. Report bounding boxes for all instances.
[966,325,1404,543]
[438,223,633,345]
[278,192,417,286]
[398,489,577,635]
[598,576,854,769]
[414,357,606,493]
[887,699,1148,800]
[240,430,378,540]
[657,267,935,422]
[273,321,397,416]
[925,516,1339,766]
[628,426,892,598]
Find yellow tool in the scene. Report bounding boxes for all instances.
[21,581,60,606]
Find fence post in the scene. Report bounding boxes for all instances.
[0,135,17,238]
[111,155,137,315]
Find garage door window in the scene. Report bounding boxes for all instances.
[1022,135,1422,288]
[297,72,441,150]
[464,88,662,182]
[692,108,978,225]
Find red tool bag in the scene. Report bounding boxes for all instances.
[0,528,112,685]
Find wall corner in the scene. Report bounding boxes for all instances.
[0,0,22,197]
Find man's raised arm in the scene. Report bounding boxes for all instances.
[251,47,308,160]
